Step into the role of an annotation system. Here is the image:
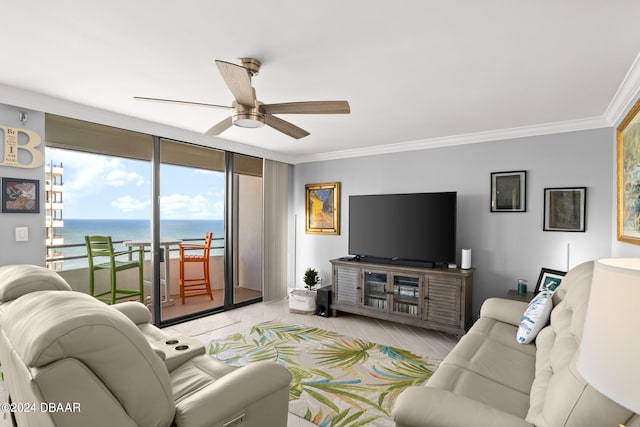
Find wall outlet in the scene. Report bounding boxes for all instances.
[15,227,29,242]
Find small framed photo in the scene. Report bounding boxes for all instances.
[491,171,526,212]
[535,268,566,294]
[543,187,586,232]
[305,182,340,234]
[2,177,40,213]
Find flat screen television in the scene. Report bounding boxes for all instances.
[348,192,456,267]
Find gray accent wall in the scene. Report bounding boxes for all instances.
[292,127,635,317]
[0,104,46,266]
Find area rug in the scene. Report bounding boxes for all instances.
[207,320,439,427]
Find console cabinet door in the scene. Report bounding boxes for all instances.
[390,273,421,318]
[363,271,389,311]
[334,265,361,307]
[424,275,461,327]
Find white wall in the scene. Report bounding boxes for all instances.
[0,104,46,266]
[292,127,622,316]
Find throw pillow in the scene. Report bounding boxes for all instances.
[516,290,553,344]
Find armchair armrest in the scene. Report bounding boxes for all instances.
[174,361,291,427]
[392,387,533,427]
[480,297,529,326]
[110,302,167,360]
[179,244,206,256]
[112,301,151,325]
[179,243,204,249]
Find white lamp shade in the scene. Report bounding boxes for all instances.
[577,258,640,414]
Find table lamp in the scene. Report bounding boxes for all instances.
[577,258,640,419]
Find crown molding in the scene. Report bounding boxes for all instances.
[0,84,297,165]
[294,115,611,164]
[604,52,640,127]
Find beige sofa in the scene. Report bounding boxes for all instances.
[392,261,640,427]
[0,265,291,427]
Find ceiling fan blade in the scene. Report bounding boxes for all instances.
[264,114,310,139]
[134,96,232,110]
[215,60,255,107]
[204,116,233,136]
[261,100,350,115]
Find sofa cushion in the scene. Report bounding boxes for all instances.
[517,290,553,344]
[393,387,534,427]
[0,264,71,302]
[468,317,536,357]
[426,319,536,418]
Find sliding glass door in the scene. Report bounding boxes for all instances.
[158,140,226,322]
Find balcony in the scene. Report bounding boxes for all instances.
[45,217,64,227]
[45,166,64,175]
[46,237,64,246]
[45,183,64,192]
[45,202,64,210]
[45,237,261,321]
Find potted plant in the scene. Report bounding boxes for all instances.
[303,268,320,290]
[289,268,321,313]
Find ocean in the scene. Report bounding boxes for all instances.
[53,219,225,270]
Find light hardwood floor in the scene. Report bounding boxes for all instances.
[162,297,460,427]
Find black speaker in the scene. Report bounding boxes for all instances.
[315,285,332,318]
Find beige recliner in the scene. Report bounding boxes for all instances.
[0,288,291,427]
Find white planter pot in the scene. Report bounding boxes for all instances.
[289,289,317,313]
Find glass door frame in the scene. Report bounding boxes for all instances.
[150,145,263,327]
[150,135,162,325]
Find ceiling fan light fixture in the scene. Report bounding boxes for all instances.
[232,111,265,128]
[136,57,350,139]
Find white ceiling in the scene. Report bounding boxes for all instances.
[2,1,640,164]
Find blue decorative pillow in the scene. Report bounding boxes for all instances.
[516,290,553,344]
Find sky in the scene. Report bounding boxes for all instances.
[46,148,225,220]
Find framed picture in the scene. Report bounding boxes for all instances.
[2,177,40,213]
[543,187,586,232]
[490,171,526,212]
[305,182,340,234]
[616,97,640,244]
[535,268,566,294]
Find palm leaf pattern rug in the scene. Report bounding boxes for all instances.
[207,320,439,426]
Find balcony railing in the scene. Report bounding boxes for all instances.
[45,237,225,271]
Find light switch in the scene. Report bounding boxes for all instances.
[15,227,29,242]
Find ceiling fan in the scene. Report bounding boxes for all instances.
[135,57,350,139]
